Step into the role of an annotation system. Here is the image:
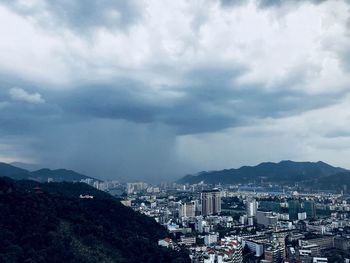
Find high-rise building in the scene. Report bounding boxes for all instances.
[201,189,221,216]
[246,199,257,217]
[256,211,278,226]
[303,201,316,219]
[246,199,257,225]
[179,201,196,217]
[288,200,301,220]
[239,215,248,225]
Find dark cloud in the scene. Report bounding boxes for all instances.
[30,119,183,182]
[1,65,339,136]
[0,84,186,181]
[0,69,347,180]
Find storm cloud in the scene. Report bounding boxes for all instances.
[0,0,350,181]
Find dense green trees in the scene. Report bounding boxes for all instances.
[0,177,190,263]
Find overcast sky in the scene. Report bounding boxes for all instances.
[1,0,350,181]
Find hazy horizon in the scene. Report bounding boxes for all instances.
[1,0,350,181]
[4,158,350,183]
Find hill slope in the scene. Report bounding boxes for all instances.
[10,162,42,172]
[0,162,29,180]
[30,168,99,182]
[304,171,350,191]
[0,162,98,182]
[0,177,189,263]
[178,160,347,185]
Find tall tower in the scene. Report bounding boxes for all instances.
[201,189,221,216]
[246,199,257,217]
[212,190,221,215]
[303,201,316,219]
[288,200,300,220]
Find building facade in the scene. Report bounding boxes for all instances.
[201,190,221,216]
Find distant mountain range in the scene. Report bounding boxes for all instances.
[178,160,350,189]
[0,162,99,182]
[10,161,43,171]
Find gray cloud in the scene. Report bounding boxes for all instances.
[51,83,283,134]
[1,0,142,32]
[30,119,183,182]
[219,0,327,8]
[0,65,343,137]
[0,85,185,181]
[0,60,349,180]
[9,87,45,104]
[257,0,327,8]
[219,0,246,8]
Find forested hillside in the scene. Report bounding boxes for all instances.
[0,177,189,263]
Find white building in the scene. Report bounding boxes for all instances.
[204,233,218,245]
[180,201,196,218]
[246,199,257,217]
[298,212,307,220]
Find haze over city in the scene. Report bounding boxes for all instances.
[1,0,350,181]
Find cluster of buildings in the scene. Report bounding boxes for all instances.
[80,178,121,192]
[179,190,222,218]
[116,181,350,263]
[188,236,243,263]
[77,178,350,262]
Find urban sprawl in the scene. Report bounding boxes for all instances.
[80,179,350,263]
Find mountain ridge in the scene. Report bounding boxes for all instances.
[178,160,349,185]
[0,162,99,182]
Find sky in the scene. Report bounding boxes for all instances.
[1,0,350,182]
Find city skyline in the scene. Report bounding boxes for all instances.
[1,1,350,262]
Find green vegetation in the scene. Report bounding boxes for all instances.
[322,248,350,263]
[0,177,189,263]
[305,172,350,191]
[221,197,244,210]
